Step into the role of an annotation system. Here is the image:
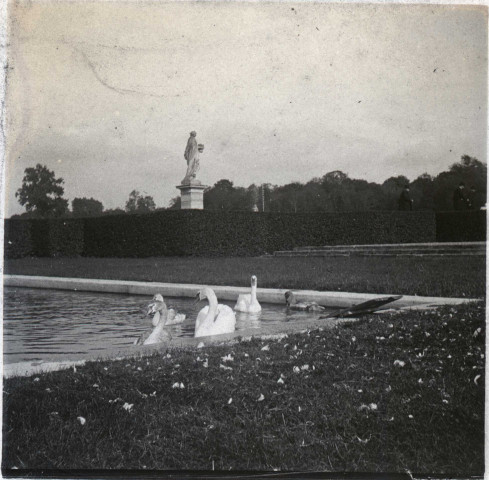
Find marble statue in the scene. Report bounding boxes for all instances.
[182,131,203,185]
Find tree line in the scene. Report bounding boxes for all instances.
[12,155,486,219]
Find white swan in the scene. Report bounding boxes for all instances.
[135,294,184,346]
[284,291,325,312]
[194,287,236,338]
[234,275,262,313]
[149,294,186,325]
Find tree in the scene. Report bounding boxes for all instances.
[15,164,68,217]
[125,190,156,213]
[72,197,104,217]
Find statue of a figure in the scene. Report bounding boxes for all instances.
[182,131,203,184]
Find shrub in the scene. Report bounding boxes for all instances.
[82,210,436,257]
[4,219,33,258]
[436,211,486,242]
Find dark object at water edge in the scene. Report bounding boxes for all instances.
[320,295,403,319]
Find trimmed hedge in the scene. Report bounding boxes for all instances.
[436,211,486,242]
[82,210,436,257]
[4,219,33,259]
[15,210,486,258]
[4,218,84,258]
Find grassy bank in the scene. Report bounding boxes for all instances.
[4,255,486,297]
[3,301,484,474]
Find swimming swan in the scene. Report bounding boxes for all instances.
[284,291,325,312]
[135,294,184,346]
[194,287,236,338]
[234,275,262,313]
[149,294,186,325]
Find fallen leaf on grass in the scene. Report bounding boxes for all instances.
[220,364,233,371]
[122,403,133,412]
[394,360,405,367]
[77,416,86,425]
[474,375,481,385]
[221,354,234,362]
[257,394,265,402]
[261,345,270,351]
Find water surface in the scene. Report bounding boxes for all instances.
[3,287,329,364]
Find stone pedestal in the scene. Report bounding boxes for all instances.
[176,182,207,210]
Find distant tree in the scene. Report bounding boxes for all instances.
[15,164,68,217]
[72,197,104,217]
[434,155,487,211]
[381,175,411,210]
[125,190,156,213]
[102,208,126,216]
[168,196,181,210]
[411,173,434,210]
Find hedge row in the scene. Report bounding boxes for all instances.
[5,210,440,258]
[436,211,486,242]
[4,219,84,258]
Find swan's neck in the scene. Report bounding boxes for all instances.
[250,280,257,303]
[205,289,219,321]
[152,311,161,327]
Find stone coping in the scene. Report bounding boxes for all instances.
[4,274,477,309]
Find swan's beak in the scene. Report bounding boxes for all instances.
[147,303,156,316]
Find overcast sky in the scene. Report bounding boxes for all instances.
[4,1,487,216]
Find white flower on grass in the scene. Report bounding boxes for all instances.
[92,384,99,388]
[77,416,86,425]
[418,379,423,384]
[244,353,249,358]
[277,377,285,384]
[369,403,378,411]
[357,436,370,444]
[358,389,363,393]
[293,345,298,351]
[104,367,108,371]
[228,398,233,405]
[137,367,142,371]
[261,345,270,351]
[122,403,133,412]
[393,360,405,367]
[293,366,300,374]
[45,388,52,393]
[203,360,209,368]
[301,364,309,371]
[221,354,234,362]
[109,397,122,404]
[257,394,265,402]
[150,391,156,397]
[473,328,482,338]
[34,378,40,382]
[352,337,356,342]
[220,364,233,371]
[197,342,205,349]
[442,399,449,404]
[474,375,481,386]
[298,406,302,412]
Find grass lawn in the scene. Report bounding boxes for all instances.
[4,255,486,297]
[2,301,484,474]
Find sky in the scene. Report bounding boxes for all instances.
[3,1,488,216]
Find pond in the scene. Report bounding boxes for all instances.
[3,287,333,364]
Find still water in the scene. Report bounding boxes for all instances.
[3,287,329,364]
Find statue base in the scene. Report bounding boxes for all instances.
[176,182,208,210]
